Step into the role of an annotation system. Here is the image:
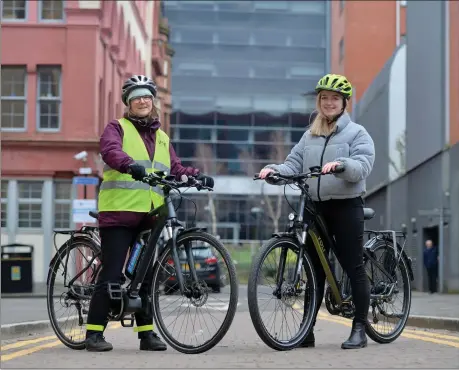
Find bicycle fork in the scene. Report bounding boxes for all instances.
[168,226,200,296]
[274,233,306,297]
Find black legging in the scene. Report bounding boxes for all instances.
[86,227,154,336]
[306,197,370,325]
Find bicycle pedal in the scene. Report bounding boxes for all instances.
[108,283,123,300]
[120,315,135,327]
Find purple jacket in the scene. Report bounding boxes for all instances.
[98,118,200,229]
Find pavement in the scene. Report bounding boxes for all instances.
[1,296,459,368]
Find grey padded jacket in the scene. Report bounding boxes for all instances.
[265,112,375,201]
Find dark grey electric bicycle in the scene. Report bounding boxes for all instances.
[47,172,238,354]
[248,167,414,351]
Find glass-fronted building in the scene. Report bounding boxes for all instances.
[164,0,329,243]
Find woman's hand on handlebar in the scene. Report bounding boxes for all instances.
[259,167,276,179]
[322,161,344,174]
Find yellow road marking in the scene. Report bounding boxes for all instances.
[292,304,459,348]
[1,335,84,362]
[1,335,58,351]
[1,322,123,362]
[317,312,459,342]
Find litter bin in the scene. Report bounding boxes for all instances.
[1,243,34,293]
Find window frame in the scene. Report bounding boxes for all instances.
[1,180,8,228]
[17,180,44,230]
[1,0,28,22]
[38,0,65,22]
[36,65,62,132]
[1,65,28,132]
[53,180,72,229]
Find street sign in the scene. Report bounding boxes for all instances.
[72,199,97,223]
[72,176,99,186]
[79,167,93,175]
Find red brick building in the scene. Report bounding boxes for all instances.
[0,0,173,283]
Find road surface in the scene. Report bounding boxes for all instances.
[1,291,458,368]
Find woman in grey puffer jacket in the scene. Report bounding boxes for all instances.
[259,74,375,350]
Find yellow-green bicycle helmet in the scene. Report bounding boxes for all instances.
[315,74,353,99]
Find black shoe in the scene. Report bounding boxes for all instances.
[300,330,315,348]
[139,332,167,351]
[341,321,367,349]
[85,333,113,352]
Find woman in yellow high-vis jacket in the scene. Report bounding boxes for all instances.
[85,75,215,352]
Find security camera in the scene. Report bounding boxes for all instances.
[74,151,88,161]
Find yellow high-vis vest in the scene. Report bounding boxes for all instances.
[98,118,171,212]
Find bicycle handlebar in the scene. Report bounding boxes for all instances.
[141,171,213,192]
[253,164,345,182]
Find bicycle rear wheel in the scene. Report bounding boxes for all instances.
[364,240,411,343]
[151,231,238,354]
[47,237,101,350]
[247,236,317,351]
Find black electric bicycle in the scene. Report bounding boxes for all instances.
[47,172,238,354]
[247,167,414,351]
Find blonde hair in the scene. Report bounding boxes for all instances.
[309,92,338,136]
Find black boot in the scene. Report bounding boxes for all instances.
[341,321,367,349]
[85,333,113,352]
[139,331,167,351]
[300,330,315,348]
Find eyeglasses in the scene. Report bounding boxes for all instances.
[132,96,153,103]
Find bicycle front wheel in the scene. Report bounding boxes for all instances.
[247,236,318,351]
[151,231,238,354]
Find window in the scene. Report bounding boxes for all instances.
[1,66,27,131]
[1,181,8,228]
[176,62,216,77]
[54,181,71,228]
[179,127,212,141]
[18,181,43,228]
[290,1,325,14]
[39,0,64,21]
[254,1,288,11]
[37,66,62,131]
[1,0,27,20]
[400,0,407,7]
[339,37,345,63]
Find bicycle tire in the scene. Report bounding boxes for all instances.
[151,231,239,354]
[47,237,101,350]
[364,240,412,344]
[247,236,318,351]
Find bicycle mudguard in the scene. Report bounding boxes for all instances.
[177,227,207,236]
[366,239,414,281]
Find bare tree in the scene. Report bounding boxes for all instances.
[195,143,218,235]
[262,131,289,233]
[389,130,406,176]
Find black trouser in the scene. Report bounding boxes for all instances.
[86,227,154,338]
[426,266,438,293]
[306,197,370,325]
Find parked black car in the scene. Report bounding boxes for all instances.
[163,244,225,294]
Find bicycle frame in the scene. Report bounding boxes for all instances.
[272,177,409,311]
[121,180,206,299]
[50,175,209,304]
